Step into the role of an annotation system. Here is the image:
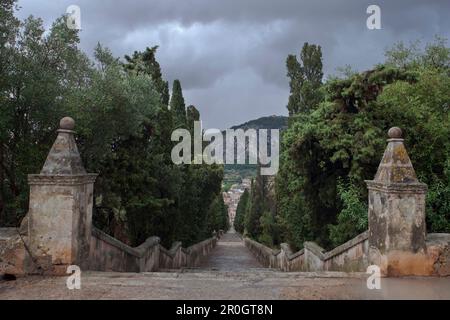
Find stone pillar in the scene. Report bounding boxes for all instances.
[366,127,427,276]
[27,117,97,274]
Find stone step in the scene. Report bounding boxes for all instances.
[180,267,279,273]
[139,270,368,280]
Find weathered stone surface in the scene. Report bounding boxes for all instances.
[89,227,220,272]
[245,231,368,272]
[27,174,97,271]
[372,130,420,184]
[59,117,75,131]
[0,229,29,276]
[41,120,86,175]
[159,234,219,270]
[324,232,369,272]
[388,127,403,139]
[89,228,143,273]
[366,128,429,276]
[426,233,450,276]
[199,232,261,271]
[16,118,98,274]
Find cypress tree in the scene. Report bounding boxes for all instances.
[234,189,249,234]
[186,105,200,134]
[124,46,170,106]
[286,42,324,115]
[170,79,186,128]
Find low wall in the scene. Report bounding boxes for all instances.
[159,237,217,269]
[425,234,450,276]
[245,231,369,272]
[186,237,218,267]
[89,227,220,272]
[0,228,27,275]
[243,237,302,271]
[245,231,450,276]
[89,228,160,272]
[322,231,370,272]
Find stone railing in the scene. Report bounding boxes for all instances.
[245,230,450,276]
[245,231,369,272]
[89,227,221,273]
[159,237,218,270]
[89,228,159,273]
[158,230,223,270]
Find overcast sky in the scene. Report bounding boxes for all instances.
[16,0,450,129]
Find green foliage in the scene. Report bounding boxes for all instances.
[234,189,249,234]
[385,37,450,70]
[1,12,88,225]
[242,167,279,247]
[276,38,450,250]
[124,46,170,105]
[286,43,324,115]
[207,193,229,233]
[244,176,263,239]
[170,79,186,128]
[276,128,314,250]
[328,179,368,247]
[385,40,421,69]
[186,105,200,134]
[258,211,277,248]
[0,6,226,249]
[426,157,450,232]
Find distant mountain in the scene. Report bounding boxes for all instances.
[222,115,288,188]
[223,115,288,160]
[230,115,288,131]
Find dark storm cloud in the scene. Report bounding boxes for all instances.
[16,0,450,129]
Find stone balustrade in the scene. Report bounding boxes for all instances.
[89,227,220,272]
[244,231,369,272]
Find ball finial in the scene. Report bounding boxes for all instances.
[60,117,75,131]
[388,127,402,139]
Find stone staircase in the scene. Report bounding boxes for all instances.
[195,230,264,271]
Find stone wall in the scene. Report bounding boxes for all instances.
[245,230,450,276]
[322,232,370,272]
[426,234,450,276]
[159,237,218,270]
[89,227,219,272]
[245,231,368,272]
[0,228,30,276]
[89,228,159,272]
[243,237,297,270]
